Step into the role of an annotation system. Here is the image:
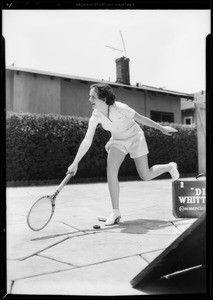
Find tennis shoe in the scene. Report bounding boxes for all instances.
[105,210,121,226]
[169,162,180,181]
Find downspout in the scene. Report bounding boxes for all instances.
[144,90,147,116]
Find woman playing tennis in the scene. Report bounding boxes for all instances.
[67,83,179,225]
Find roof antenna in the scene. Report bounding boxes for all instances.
[105,30,127,57]
[105,45,123,53]
[119,31,127,57]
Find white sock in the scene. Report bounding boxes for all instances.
[113,209,120,215]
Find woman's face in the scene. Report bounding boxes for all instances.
[89,88,106,111]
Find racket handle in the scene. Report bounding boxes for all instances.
[56,173,73,194]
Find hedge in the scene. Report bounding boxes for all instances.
[6,111,198,182]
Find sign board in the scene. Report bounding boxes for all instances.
[172,179,206,218]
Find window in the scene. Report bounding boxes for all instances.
[79,80,88,85]
[184,116,193,125]
[151,111,174,123]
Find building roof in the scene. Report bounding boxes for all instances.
[140,84,194,99]
[6,65,194,100]
[181,91,206,110]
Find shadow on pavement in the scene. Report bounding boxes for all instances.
[30,218,181,241]
[80,218,177,235]
[117,219,175,234]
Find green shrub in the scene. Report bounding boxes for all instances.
[6,112,198,182]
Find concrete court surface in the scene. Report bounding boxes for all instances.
[6,178,198,296]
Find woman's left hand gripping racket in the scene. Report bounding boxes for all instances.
[27,173,74,231]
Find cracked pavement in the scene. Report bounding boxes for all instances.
[6,179,197,296]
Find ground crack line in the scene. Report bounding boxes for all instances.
[37,253,79,268]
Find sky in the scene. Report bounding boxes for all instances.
[2,9,210,94]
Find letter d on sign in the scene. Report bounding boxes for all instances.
[195,188,202,196]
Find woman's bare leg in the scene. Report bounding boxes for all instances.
[134,154,173,180]
[107,147,126,210]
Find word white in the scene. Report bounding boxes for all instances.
[178,196,206,204]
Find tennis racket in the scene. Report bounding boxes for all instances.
[27,173,73,231]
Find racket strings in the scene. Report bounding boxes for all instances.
[27,196,54,230]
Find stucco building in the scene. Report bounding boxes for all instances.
[181,91,206,125]
[6,57,194,123]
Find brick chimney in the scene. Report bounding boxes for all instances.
[115,56,130,85]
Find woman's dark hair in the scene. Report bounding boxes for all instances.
[90,83,115,105]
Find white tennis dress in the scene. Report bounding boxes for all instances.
[89,101,149,158]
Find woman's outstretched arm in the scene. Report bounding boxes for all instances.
[134,112,177,136]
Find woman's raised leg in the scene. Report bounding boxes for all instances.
[134,155,179,181]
